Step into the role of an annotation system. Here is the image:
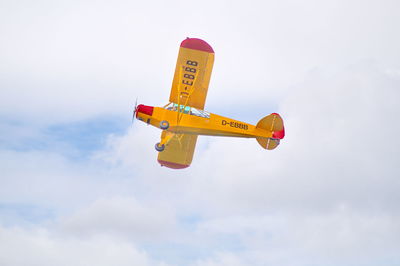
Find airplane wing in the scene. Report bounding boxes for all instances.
[157,131,198,169]
[157,38,214,169]
[169,38,215,110]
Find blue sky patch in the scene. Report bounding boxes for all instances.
[1,115,129,160]
[0,203,54,226]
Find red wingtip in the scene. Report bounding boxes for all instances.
[180,38,214,53]
[158,160,189,169]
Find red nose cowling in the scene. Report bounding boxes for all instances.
[136,104,154,117]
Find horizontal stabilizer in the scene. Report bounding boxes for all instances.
[256,137,280,150]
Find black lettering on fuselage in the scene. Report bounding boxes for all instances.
[221,120,248,130]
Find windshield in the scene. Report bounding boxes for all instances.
[164,103,210,118]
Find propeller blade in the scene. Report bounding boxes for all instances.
[132,97,138,125]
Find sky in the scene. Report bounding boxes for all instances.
[1,0,400,265]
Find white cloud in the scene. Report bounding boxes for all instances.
[59,196,176,242]
[2,61,399,266]
[0,225,167,266]
[1,0,400,123]
[192,252,246,266]
[192,207,400,266]
[1,0,400,265]
[75,62,400,266]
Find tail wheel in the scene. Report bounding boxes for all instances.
[155,142,165,152]
[160,120,169,130]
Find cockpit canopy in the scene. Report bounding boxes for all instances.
[164,103,210,118]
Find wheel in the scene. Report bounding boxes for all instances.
[155,142,165,152]
[160,120,169,130]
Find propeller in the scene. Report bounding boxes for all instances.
[132,97,138,125]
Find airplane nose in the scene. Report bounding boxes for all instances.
[136,104,154,117]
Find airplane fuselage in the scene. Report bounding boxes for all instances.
[136,104,273,139]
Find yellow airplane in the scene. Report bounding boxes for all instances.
[134,38,285,169]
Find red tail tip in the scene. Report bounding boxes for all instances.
[273,128,285,139]
[272,113,285,139]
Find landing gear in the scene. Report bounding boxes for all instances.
[160,120,169,130]
[155,142,165,152]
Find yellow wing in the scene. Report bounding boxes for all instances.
[157,131,198,169]
[169,38,215,110]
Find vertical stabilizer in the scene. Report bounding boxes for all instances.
[256,113,285,150]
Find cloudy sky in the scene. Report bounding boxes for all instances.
[1,0,400,265]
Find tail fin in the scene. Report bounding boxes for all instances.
[256,113,285,150]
